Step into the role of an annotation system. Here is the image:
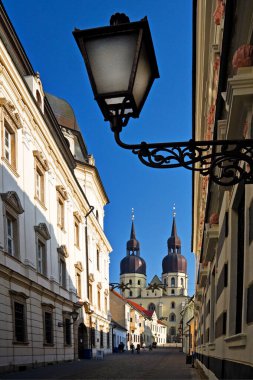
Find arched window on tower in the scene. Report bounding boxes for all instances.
[171,302,175,309]
[130,291,133,296]
[148,303,156,311]
[169,313,176,322]
[181,278,184,287]
[171,277,175,287]
[129,279,132,285]
[138,280,141,285]
[171,289,175,295]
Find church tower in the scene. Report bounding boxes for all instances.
[120,209,146,297]
[162,206,188,296]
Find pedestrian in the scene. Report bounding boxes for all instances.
[136,344,140,354]
[130,343,135,354]
[149,344,152,351]
[142,342,146,351]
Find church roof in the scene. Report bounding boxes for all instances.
[149,275,162,285]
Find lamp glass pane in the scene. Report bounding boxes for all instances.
[85,33,138,95]
[132,41,152,108]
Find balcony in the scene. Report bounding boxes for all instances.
[199,264,208,288]
[202,223,219,262]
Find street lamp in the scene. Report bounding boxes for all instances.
[74,13,253,187]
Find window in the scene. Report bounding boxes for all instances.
[98,290,101,310]
[63,313,72,346]
[104,296,108,314]
[171,289,175,295]
[100,330,104,348]
[138,280,141,285]
[91,327,95,347]
[37,239,46,275]
[97,249,100,271]
[33,151,49,206]
[169,313,176,322]
[56,186,68,229]
[171,302,175,309]
[1,191,24,258]
[57,245,68,288]
[129,279,132,285]
[34,223,51,276]
[42,304,54,345]
[181,278,184,287]
[76,273,82,297]
[170,326,176,336]
[171,277,175,287]
[10,291,28,344]
[75,261,83,298]
[3,120,16,169]
[107,331,110,348]
[129,291,133,297]
[148,303,156,311]
[89,283,93,303]
[74,220,79,247]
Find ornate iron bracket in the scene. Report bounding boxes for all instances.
[109,282,130,292]
[113,128,253,186]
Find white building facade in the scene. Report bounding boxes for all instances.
[0,3,112,373]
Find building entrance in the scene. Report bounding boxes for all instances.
[78,323,89,359]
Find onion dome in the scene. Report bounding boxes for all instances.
[162,207,187,274]
[46,93,80,131]
[120,209,146,275]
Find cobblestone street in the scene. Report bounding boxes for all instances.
[0,348,206,380]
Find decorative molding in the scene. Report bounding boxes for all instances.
[0,191,24,214]
[57,245,69,258]
[33,150,49,171]
[232,45,253,70]
[34,223,51,240]
[41,302,55,309]
[75,261,83,272]
[89,273,95,282]
[104,289,109,296]
[56,185,68,200]
[97,282,102,289]
[0,96,22,128]
[9,290,29,299]
[73,211,82,223]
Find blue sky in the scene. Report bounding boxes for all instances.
[3,0,195,295]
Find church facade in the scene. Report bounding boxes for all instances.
[119,210,189,343]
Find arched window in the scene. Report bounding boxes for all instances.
[148,303,156,311]
[129,291,133,296]
[169,313,176,322]
[171,277,175,287]
[181,278,184,287]
[129,279,132,285]
[171,289,175,295]
[138,280,140,285]
[171,302,175,309]
[36,90,42,108]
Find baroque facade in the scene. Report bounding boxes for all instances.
[0,2,112,372]
[193,0,253,378]
[119,209,189,343]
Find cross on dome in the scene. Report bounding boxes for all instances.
[131,207,135,221]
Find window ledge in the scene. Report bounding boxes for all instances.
[43,343,54,347]
[13,341,29,345]
[2,157,19,177]
[224,333,247,348]
[34,197,47,211]
[207,343,216,350]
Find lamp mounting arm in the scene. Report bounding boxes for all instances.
[113,129,253,186]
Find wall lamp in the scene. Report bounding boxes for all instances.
[73,13,253,187]
[58,309,79,327]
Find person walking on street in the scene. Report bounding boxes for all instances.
[136,344,140,354]
[130,343,135,354]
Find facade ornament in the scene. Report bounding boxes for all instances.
[57,245,69,258]
[207,105,215,125]
[75,261,83,272]
[34,223,51,240]
[56,185,68,200]
[33,150,49,171]
[74,211,82,223]
[0,191,24,214]
[89,273,95,282]
[213,0,225,25]
[232,44,253,70]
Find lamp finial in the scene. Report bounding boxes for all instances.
[110,13,130,26]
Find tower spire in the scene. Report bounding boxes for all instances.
[127,208,140,256]
[168,204,181,254]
